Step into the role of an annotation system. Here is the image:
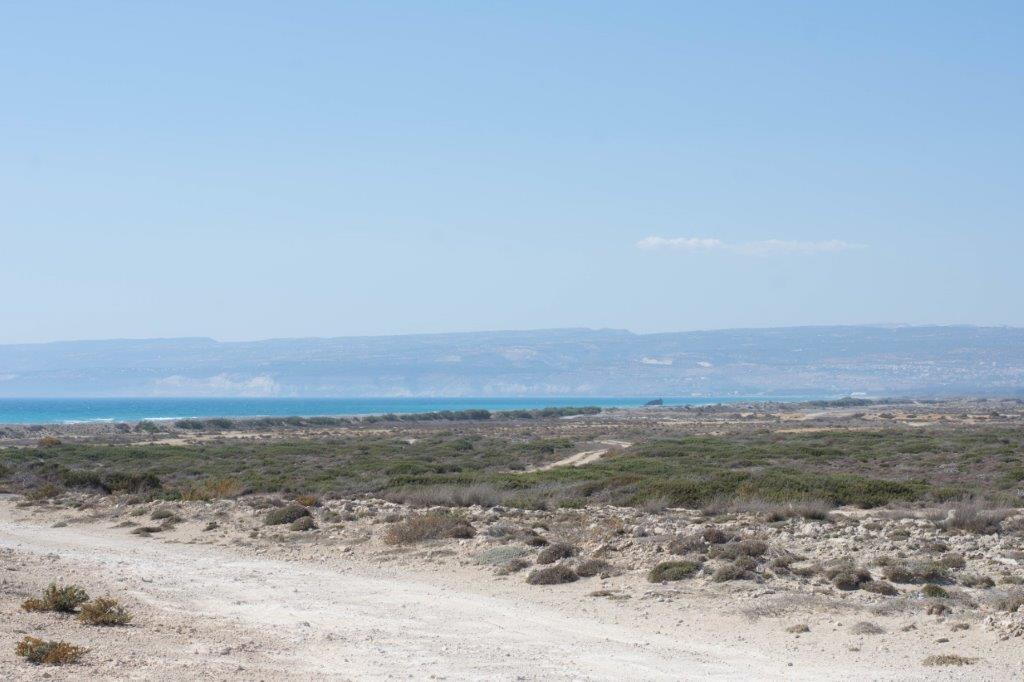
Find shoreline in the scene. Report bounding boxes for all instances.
[0,394,838,427]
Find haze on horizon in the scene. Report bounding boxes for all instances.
[3,2,1022,345]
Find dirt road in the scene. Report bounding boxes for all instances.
[0,507,798,680]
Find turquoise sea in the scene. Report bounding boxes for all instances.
[0,396,817,425]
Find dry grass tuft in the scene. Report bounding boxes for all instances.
[383,512,476,544]
[22,583,89,613]
[77,597,132,626]
[15,637,88,665]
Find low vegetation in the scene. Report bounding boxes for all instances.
[15,636,88,665]
[922,654,976,667]
[77,597,133,626]
[4,424,1023,511]
[264,505,311,526]
[22,583,89,613]
[526,565,578,585]
[648,560,701,582]
[383,512,476,544]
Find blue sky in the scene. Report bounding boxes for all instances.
[2,1,1021,343]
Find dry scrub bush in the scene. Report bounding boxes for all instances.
[179,478,246,501]
[150,507,180,521]
[850,621,885,635]
[822,559,871,591]
[576,559,612,577]
[264,505,311,526]
[22,584,89,613]
[942,502,1010,535]
[922,584,950,599]
[537,543,578,565]
[290,516,317,531]
[25,484,62,501]
[708,539,768,561]
[861,580,899,596]
[702,527,734,544]
[922,654,976,666]
[384,512,476,544]
[668,534,706,555]
[938,553,966,569]
[15,637,87,665]
[294,494,321,507]
[389,483,508,508]
[77,597,132,626]
[712,563,754,582]
[882,561,949,584]
[527,565,578,585]
[648,560,701,582]
[995,590,1024,612]
[960,574,995,589]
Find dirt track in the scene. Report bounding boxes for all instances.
[1,499,1018,680]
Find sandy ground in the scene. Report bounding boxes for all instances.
[2,498,1022,680]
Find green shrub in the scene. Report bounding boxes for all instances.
[21,584,89,613]
[922,584,949,598]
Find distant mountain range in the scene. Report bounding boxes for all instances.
[1,326,1022,398]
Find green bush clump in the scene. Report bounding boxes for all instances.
[21,584,89,613]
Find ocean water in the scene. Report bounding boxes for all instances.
[0,396,814,425]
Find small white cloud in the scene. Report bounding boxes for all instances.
[637,237,863,255]
[636,236,724,251]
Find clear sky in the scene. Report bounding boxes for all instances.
[2,1,1021,344]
